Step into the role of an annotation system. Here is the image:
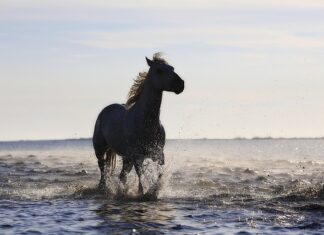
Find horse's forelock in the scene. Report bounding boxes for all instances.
[152,52,168,65]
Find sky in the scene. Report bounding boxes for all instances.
[1,0,324,140]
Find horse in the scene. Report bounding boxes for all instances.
[92,53,184,194]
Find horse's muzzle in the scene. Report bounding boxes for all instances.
[174,79,184,94]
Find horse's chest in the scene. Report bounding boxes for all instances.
[127,130,163,155]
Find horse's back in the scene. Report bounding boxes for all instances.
[93,103,127,155]
[98,103,126,121]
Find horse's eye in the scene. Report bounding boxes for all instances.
[156,68,163,75]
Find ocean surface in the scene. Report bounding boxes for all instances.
[0,139,323,234]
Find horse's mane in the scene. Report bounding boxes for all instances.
[125,53,168,108]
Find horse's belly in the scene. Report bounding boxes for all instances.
[103,128,127,155]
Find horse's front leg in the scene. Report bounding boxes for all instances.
[152,151,165,166]
[134,158,144,195]
[152,152,164,179]
[158,152,165,165]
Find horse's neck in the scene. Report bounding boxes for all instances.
[135,81,162,124]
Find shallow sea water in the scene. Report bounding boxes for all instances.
[0,139,323,234]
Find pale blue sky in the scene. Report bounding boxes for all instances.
[1,1,324,140]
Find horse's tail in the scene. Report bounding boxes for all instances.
[106,149,117,175]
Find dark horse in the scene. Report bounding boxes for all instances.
[93,53,184,194]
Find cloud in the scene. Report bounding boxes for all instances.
[75,27,324,50]
[1,0,324,21]
[2,0,324,9]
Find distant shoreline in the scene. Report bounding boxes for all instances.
[0,137,324,143]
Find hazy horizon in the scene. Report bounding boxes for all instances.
[1,1,324,140]
[1,136,324,143]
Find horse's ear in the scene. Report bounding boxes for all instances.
[146,57,154,67]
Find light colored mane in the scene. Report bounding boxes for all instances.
[125,53,168,108]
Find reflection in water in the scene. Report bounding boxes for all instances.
[94,201,175,234]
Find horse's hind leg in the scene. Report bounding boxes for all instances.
[119,158,133,185]
[95,147,107,190]
[93,119,109,190]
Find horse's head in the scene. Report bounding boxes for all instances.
[146,56,184,94]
